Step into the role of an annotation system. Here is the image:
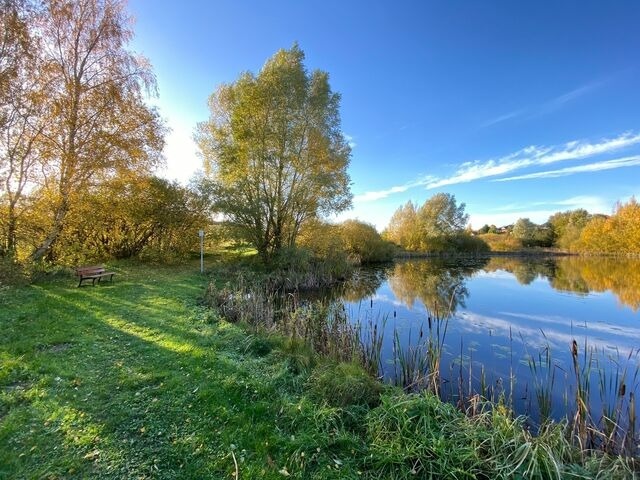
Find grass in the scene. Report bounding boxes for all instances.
[0,257,364,478]
[1,256,636,479]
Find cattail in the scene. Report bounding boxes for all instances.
[619,383,626,397]
[572,340,578,357]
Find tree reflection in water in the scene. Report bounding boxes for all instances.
[485,256,640,311]
[385,258,488,315]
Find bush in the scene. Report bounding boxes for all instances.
[339,219,396,263]
[307,362,383,408]
[242,334,274,357]
[277,337,317,375]
[0,257,29,287]
[268,246,352,290]
[449,233,490,254]
[477,233,523,252]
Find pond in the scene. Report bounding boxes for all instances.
[338,256,640,431]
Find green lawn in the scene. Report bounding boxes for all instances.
[0,260,365,479]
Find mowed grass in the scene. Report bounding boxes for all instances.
[0,260,365,479]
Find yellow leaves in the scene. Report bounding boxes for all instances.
[577,198,640,254]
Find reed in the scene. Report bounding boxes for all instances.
[393,326,429,392]
[206,273,640,461]
[527,343,557,425]
[358,314,386,378]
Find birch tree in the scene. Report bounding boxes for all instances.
[30,0,164,261]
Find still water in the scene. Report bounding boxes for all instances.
[340,256,640,424]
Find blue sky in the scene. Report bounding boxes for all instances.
[128,0,640,229]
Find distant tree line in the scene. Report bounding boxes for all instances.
[471,199,640,254]
[382,194,640,255]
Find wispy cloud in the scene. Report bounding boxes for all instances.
[481,108,527,128]
[345,134,357,149]
[535,80,605,116]
[491,195,609,213]
[495,155,640,182]
[481,79,606,128]
[425,132,640,189]
[353,131,640,204]
[354,175,435,202]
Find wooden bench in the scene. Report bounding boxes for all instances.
[75,265,116,287]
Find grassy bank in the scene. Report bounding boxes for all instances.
[0,257,635,478]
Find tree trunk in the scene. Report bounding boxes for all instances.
[5,204,17,254]
[30,198,68,262]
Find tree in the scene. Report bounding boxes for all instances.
[511,218,536,247]
[29,0,164,261]
[417,193,468,240]
[577,198,640,254]
[384,194,470,252]
[548,209,592,251]
[384,201,420,250]
[196,45,351,260]
[0,0,31,107]
[0,0,48,255]
[339,219,394,263]
[54,174,210,262]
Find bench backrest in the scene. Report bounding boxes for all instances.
[76,265,105,276]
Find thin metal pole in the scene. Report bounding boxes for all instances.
[199,230,204,273]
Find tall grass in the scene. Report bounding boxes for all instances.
[205,276,383,369]
[525,339,640,459]
[206,272,640,464]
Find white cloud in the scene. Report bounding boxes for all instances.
[481,108,527,128]
[492,195,610,213]
[425,132,640,189]
[535,81,605,115]
[353,175,435,202]
[494,155,640,182]
[351,132,640,206]
[468,210,557,229]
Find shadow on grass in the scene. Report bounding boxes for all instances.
[0,267,289,478]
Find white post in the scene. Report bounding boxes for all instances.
[198,230,204,273]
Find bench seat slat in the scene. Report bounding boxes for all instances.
[75,265,116,287]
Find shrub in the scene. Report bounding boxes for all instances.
[307,362,383,408]
[477,233,523,252]
[339,219,396,263]
[242,334,274,357]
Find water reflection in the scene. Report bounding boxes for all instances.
[342,255,640,316]
[484,256,640,310]
[341,267,387,303]
[339,255,640,432]
[387,258,488,314]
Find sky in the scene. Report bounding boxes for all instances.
[128,0,640,230]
